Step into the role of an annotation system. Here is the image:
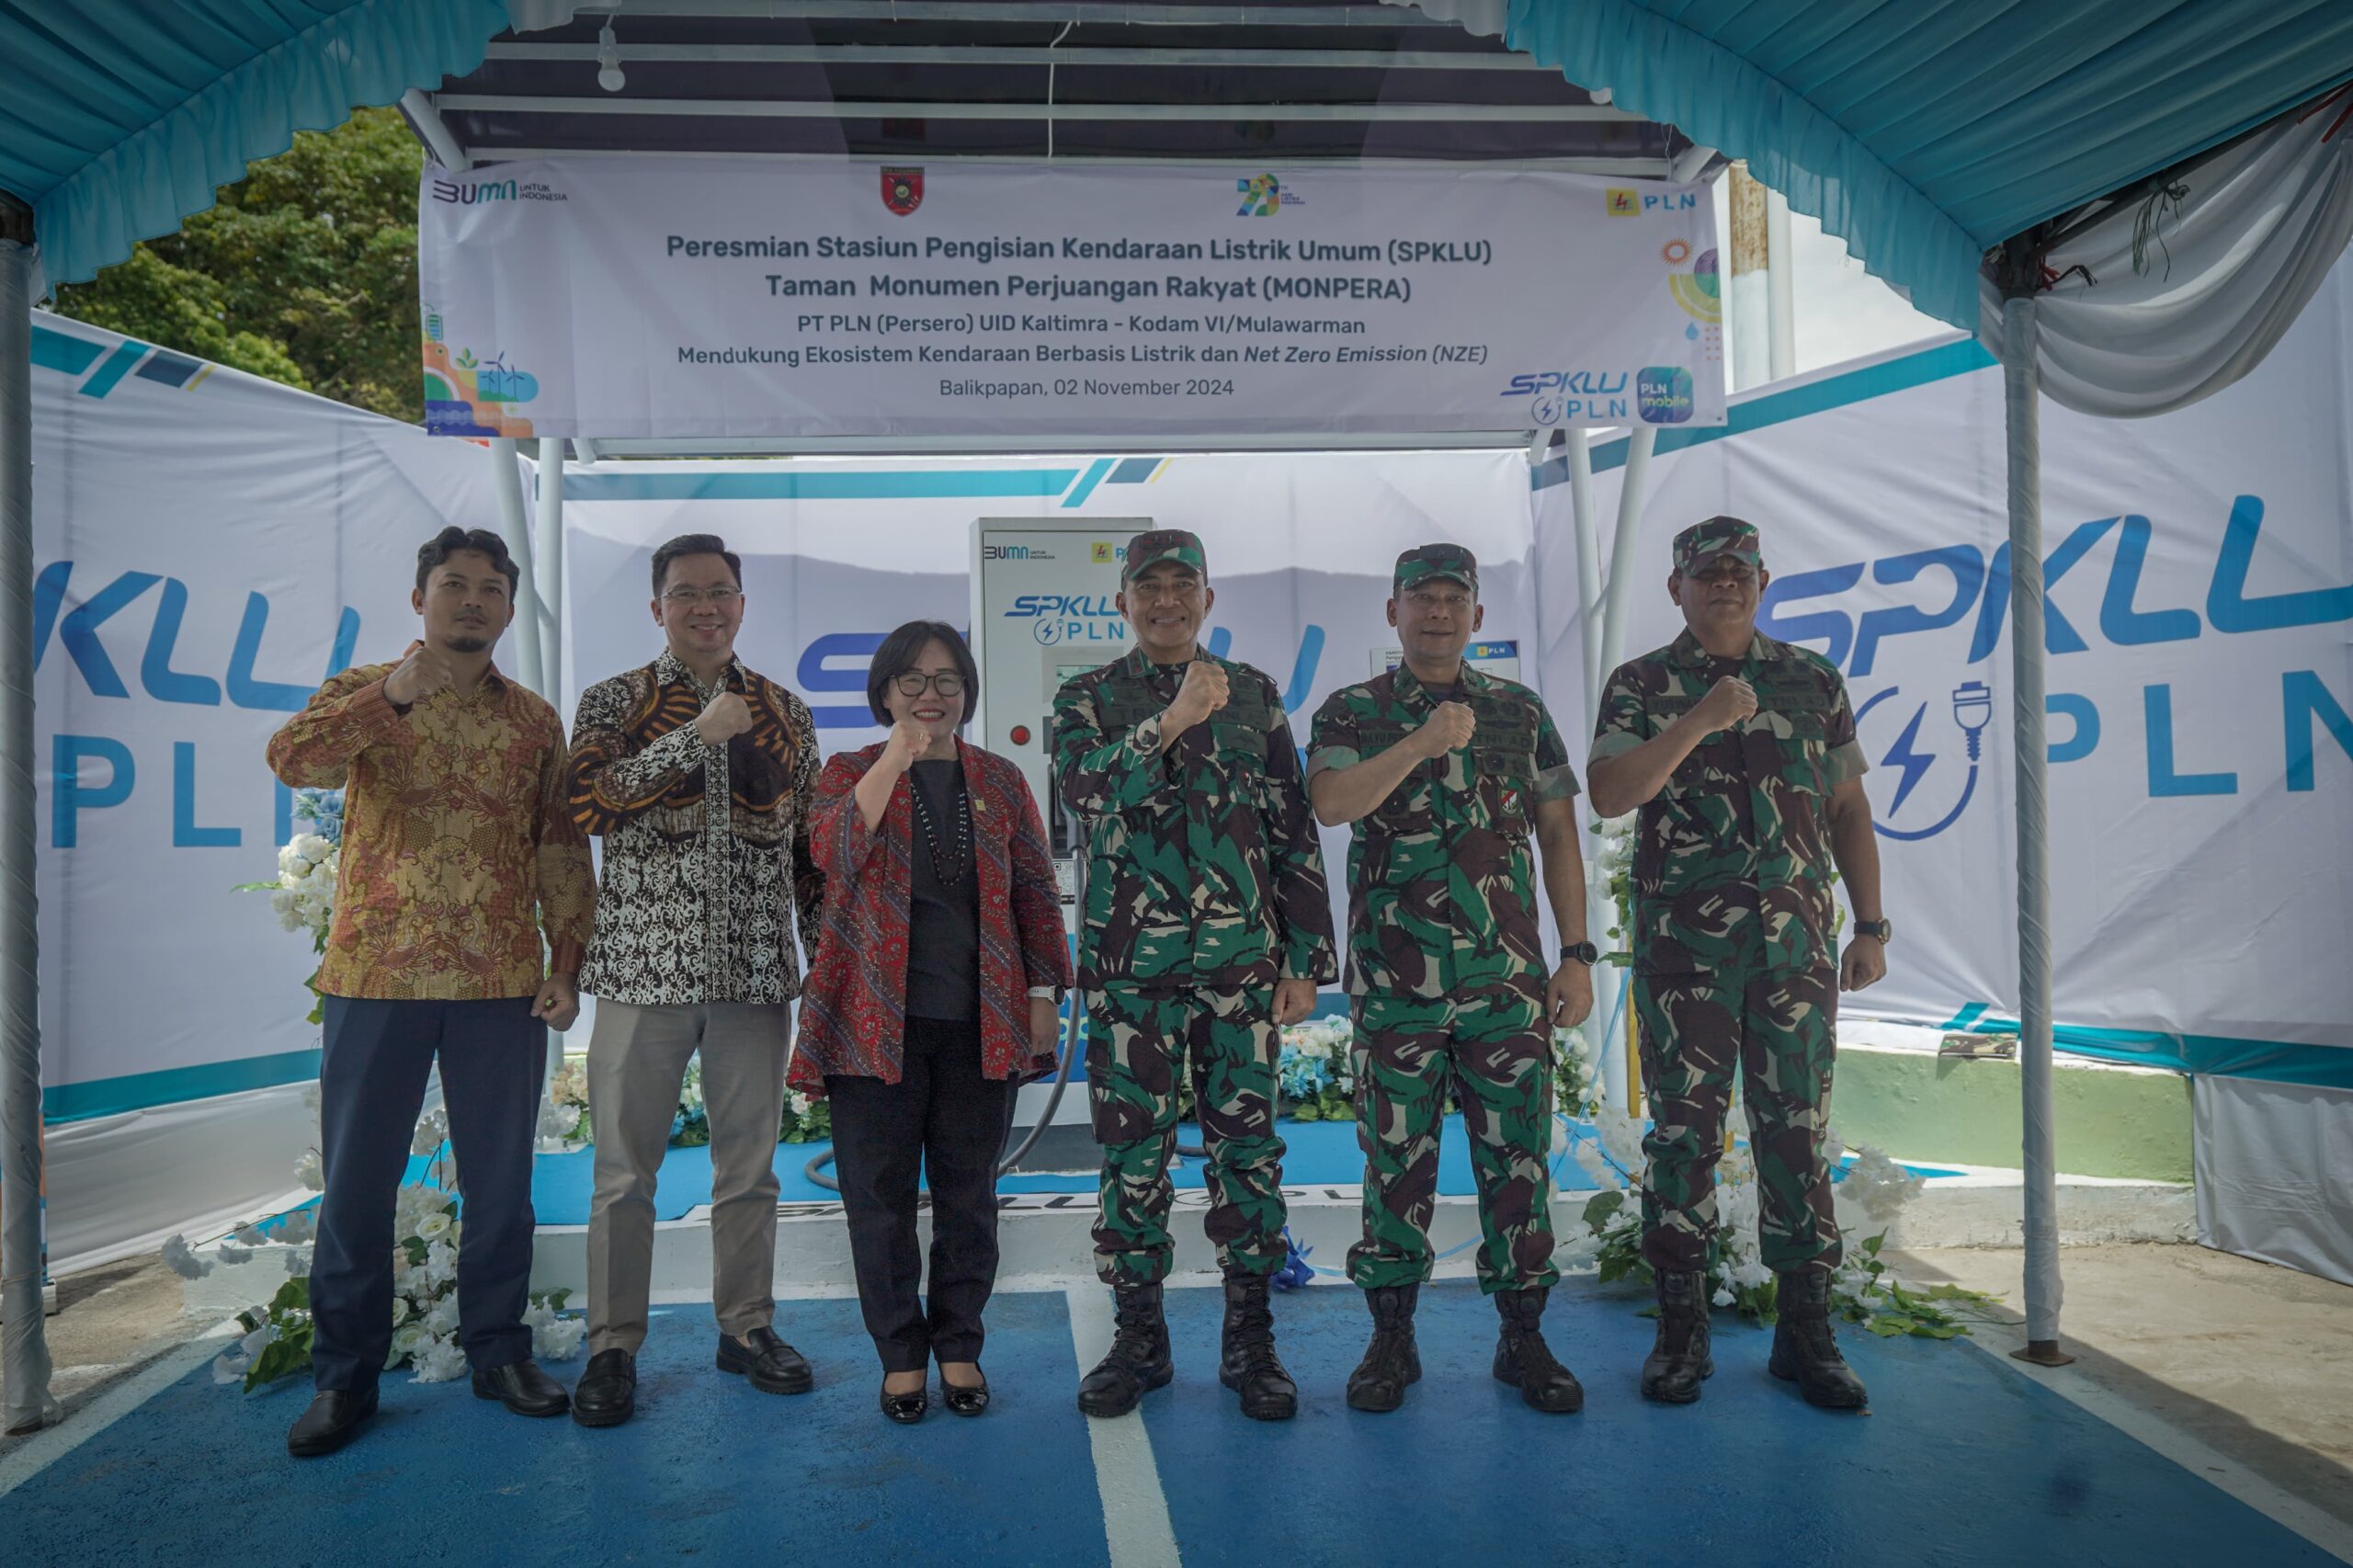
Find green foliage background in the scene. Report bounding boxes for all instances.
[48,107,424,423]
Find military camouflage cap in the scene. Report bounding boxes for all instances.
[1673,516,1763,575]
[1121,528,1208,585]
[1393,543,1478,596]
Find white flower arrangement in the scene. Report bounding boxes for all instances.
[1578,1105,1995,1337]
[210,1100,585,1393]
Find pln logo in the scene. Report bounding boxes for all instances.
[1855,678,1995,841]
[1090,541,1129,565]
[1637,366,1693,425]
[1605,188,1641,217]
[1236,174,1297,217]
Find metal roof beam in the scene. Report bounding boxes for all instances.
[483,42,1561,71]
[547,2,1454,24]
[436,94,1638,123]
[480,147,1674,175]
[585,432,1532,457]
[400,89,474,170]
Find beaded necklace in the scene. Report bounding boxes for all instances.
[906,760,972,885]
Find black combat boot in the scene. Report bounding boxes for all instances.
[1491,1287,1584,1414]
[1218,1272,1299,1420]
[1344,1284,1421,1414]
[1640,1269,1714,1403]
[1769,1267,1870,1410]
[1076,1282,1174,1418]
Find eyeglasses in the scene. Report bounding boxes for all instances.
[892,671,966,698]
[662,586,741,607]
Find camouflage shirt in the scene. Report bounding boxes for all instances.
[1590,630,1868,977]
[1052,645,1337,991]
[1305,663,1579,998]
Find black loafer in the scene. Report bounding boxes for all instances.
[572,1348,636,1428]
[471,1358,572,1418]
[287,1387,377,1458]
[881,1383,929,1425]
[941,1375,991,1418]
[718,1325,814,1395]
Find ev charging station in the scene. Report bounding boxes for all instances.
[971,517,1153,1168]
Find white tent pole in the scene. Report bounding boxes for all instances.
[533,439,566,705]
[2001,281,2068,1367]
[491,437,545,698]
[1568,434,1604,715]
[1595,426,1656,707]
[1593,424,1656,1114]
[1563,432,1620,1108]
[0,230,56,1435]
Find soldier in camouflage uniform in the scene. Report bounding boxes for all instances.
[1586,516,1891,1411]
[1051,528,1337,1422]
[1306,544,1597,1416]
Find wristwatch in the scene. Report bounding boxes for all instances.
[1853,918,1893,943]
[1558,941,1598,965]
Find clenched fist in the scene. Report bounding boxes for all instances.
[1169,658,1231,727]
[1691,676,1758,735]
[1415,700,1476,758]
[383,643,458,707]
[696,691,754,745]
[879,716,932,775]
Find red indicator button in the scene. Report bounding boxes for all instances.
[1011,724,1032,745]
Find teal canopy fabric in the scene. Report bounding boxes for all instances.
[1495,0,2353,329]
[0,1,528,289]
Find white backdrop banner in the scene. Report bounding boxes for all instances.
[417,157,1727,442]
[29,312,506,1113]
[554,447,1551,978]
[1535,293,2353,1086]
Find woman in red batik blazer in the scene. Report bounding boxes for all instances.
[793,620,1072,1424]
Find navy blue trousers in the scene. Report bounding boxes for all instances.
[312,995,544,1392]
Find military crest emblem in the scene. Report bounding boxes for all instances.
[881,167,924,216]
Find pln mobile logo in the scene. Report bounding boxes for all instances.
[1637,366,1694,425]
[1605,188,1641,217]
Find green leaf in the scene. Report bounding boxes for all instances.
[1865,1314,1908,1337]
[1292,1104,1322,1122]
[269,1277,310,1313]
[1581,1189,1627,1232]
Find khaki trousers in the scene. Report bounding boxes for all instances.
[585,1001,790,1354]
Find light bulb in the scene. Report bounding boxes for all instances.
[597,20,624,93]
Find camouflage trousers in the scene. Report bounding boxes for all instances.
[1632,965,1843,1275]
[1085,983,1287,1286]
[1348,986,1558,1294]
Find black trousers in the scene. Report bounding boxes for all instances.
[826,1017,1014,1373]
[312,995,544,1392]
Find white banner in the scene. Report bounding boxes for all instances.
[417,158,1726,442]
[555,447,1550,971]
[1535,300,2353,1084]
[29,312,504,1111]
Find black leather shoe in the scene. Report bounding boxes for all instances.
[940,1371,991,1417]
[718,1325,814,1394]
[1217,1272,1299,1422]
[471,1358,572,1418]
[287,1387,377,1458]
[881,1382,929,1424]
[572,1348,636,1428]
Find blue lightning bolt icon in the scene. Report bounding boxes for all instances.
[1881,702,1938,816]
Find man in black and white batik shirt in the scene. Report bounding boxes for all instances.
[562,532,824,1428]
